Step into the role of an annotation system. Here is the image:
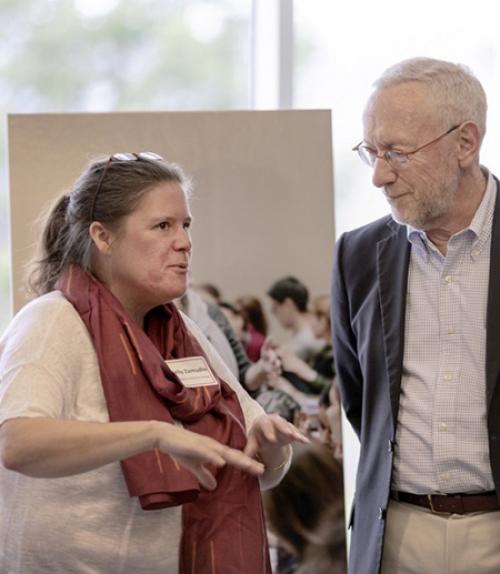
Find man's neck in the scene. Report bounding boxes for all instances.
[426,167,487,255]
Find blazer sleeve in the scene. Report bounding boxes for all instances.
[331,233,363,438]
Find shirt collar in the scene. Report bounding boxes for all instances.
[467,167,496,250]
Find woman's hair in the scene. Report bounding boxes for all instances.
[27,155,191,295]
[235,295,268,336]
[373,57,487,141]
[263,443,345,564]
[197,283,221,303]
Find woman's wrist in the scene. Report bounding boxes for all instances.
[258,444,291,473]
[266,456,289,472]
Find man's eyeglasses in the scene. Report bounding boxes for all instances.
[352,123,462,170]
[89,152,164,222]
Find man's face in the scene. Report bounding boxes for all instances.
[362,82,461,231]
[270,298,293,329]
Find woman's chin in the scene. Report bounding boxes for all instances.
[156,283,188,305]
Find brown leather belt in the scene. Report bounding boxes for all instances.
[391,490,499,514]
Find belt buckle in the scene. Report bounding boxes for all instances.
[427,494,437,513]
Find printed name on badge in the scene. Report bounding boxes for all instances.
[166,356,219,388]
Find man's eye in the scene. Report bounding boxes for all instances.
[157,222,170,230]
[363,147,377,159]
[386,150,407,162]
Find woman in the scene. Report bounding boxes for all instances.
[0,152,304,573]
[235,295,268,362]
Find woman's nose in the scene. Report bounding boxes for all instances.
[175,227,192,252]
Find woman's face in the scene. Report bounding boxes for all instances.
[311,311,328,339]
[100,181,192,319]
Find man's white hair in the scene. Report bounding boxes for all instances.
[373,57,487,141]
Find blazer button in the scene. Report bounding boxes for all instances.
[378,507,386,520]
[387,440,394,453]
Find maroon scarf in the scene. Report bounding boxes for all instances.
[57,265,271,573]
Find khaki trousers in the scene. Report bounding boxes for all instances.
[380,499,500,574]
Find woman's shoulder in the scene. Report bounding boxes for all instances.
[1,291,92,364]
[5,291,81,333]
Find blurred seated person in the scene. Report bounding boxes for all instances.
[254,381,302,424]
[235,295,268,362]
[192,281,221,304]
[218,300,246,341]
[0,153,307,574]
[177,289,239,377]
[297,504,347,574]
[267,276,323,362]
[263,443,346,574]
[317,382,343,461]
[277,294,335,395]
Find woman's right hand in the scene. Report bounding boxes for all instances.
[155,422,265,490]
[0,417,263,486]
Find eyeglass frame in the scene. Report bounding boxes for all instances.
[89,152,164,222]
[352,123,463,169]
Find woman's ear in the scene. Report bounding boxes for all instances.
[89,222,115,255]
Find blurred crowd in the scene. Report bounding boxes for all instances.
[177,275,346,574]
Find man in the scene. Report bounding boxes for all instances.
[268,276,323,362]
[332,57,500,574]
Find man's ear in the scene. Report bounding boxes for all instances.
[457,121,481,168]
[89,222,115,255]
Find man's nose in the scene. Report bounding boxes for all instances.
[371,156,397,188]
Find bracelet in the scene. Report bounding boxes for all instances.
[255,446,291,472]
[267,457,288,472]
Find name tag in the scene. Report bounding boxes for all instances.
[166,356,219,388]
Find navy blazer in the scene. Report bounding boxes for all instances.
[331,178,500,574]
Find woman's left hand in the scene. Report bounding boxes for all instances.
[244,413,309,461]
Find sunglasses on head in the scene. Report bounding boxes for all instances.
[89,151,164,222]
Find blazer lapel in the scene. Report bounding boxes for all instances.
[486,178,500,407]
[377,222,411,429]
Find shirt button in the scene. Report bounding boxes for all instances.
[471,249,480,257]
[445,275,453,283]
[447,327,455,335]
[439,422,448,431]
[443,374,452,381]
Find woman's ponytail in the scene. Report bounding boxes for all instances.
[27,193,71,295]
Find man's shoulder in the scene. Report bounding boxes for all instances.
[342,213,401,242]
[336,214,407,254]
